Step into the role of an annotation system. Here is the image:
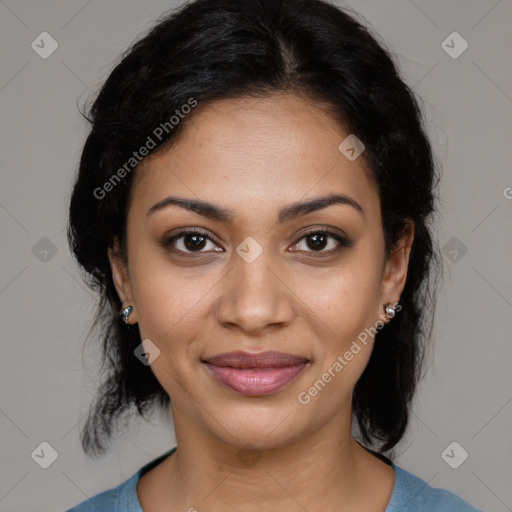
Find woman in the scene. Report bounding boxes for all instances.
[65,0,482,510]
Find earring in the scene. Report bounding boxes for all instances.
[384,303,396,319]
[121,305,133,325]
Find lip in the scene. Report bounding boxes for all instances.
[203,351,309,396]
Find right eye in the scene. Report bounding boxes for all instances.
[160,229,224,255]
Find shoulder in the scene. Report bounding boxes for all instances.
[64,448,176,512]
[64,471,141,512]
[387,463,483,512]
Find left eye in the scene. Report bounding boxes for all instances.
[290,230,349,254]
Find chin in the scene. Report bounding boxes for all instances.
[206,402,311,450]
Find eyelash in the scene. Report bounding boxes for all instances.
[160,227,352,257]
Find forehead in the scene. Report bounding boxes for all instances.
[131,93,379,222]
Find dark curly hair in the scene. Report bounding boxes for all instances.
[67,0,441,458]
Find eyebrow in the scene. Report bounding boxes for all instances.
[146,193,365,223]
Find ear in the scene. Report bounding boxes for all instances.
[108,236,137,324]
[379,220,414,318]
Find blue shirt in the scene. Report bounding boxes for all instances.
[66,447,482,511]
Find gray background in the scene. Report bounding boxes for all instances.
[0,0,511,510]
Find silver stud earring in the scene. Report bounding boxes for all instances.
[121,305,133,325]
[384,303,396,319]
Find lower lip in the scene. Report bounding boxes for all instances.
[204,362,307,396]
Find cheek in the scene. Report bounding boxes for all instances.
[292,254,383,388]
[296,258,382,338]
[127,242,212,349]
[130,267,209,399]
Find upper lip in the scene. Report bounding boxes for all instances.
[203,351,309,368]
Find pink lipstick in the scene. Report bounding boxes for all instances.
[203,351,309,396]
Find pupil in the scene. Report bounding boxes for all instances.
[308,233,326,250]
[185,234,206,251]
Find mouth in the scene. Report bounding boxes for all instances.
[202,351,310,396]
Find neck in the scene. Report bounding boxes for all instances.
[142,403,394,512]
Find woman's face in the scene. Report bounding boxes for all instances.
[109,93,413,450]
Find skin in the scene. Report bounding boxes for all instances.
[108,92,414,512]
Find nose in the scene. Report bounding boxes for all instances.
[214,251,295,336]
